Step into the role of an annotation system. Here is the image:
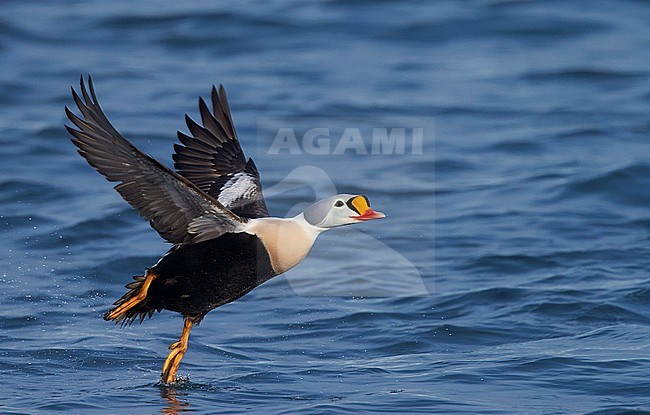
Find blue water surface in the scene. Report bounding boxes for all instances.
[1,1,650,413]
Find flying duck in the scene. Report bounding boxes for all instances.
[65,76,385,383]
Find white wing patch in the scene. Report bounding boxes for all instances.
[217,173,258,207]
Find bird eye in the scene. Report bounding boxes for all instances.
[334,200,344,207]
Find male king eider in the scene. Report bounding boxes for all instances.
[65,76,385,383]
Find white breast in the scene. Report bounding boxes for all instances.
[246,214,324,275]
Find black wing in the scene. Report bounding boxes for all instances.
[172,85,269,218]
[65,76,246,245]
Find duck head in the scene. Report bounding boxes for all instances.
[303,194,385,229]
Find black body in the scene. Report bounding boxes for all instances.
[132,234,276,324]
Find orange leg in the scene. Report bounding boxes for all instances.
[105,273,156,321]
[161,318,194,383]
